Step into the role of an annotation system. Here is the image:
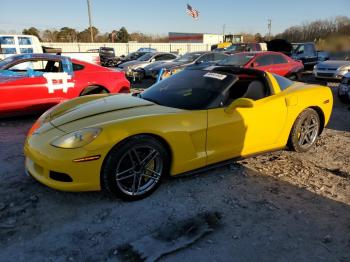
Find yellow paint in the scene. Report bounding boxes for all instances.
[24,76,333,192]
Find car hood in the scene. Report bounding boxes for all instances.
[143,61,168,71]
[118,60,147,68]
[317,60,350,69]
[47,94,181,132]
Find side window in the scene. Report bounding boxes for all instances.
[162,54,176,60]
[213,53,227,61]
[73,63,85,71]
[18,37,33,45]
[1,48,16,54]
[20,48,34,54]
[8,60,62,72]
[271,54,288,64]
[297,45,305,54]
[199,54,214,62]
[273,74,293,90]
[255,55,273,66]
[154,54,167,61]
[0,36,15,45]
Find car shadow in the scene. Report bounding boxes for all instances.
[1,160,349,261]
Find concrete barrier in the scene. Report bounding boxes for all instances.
[42,42,211,56]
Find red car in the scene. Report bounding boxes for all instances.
[218,51,304,80]
[0,54,130,117]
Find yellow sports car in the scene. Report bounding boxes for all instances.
[24,67,333,200]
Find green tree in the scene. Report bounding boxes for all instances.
[22,27,41,41]
[78,26,99,42]
[254,33,264,42]
[57,27,78,42]
[116,27,129,43]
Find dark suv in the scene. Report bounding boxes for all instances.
[292,42,318,68]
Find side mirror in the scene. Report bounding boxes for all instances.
[150,58,156,62]
[225,98,255,113]
[195,60,204,65]
[251,62,259,67]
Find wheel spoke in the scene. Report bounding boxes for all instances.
[116,172,135,181]
[116,167,134,177]
[140,149,158,167]
[143,168,161,181]
[299,131,307,145]
[131,174,138,194]
[135,174,143,193]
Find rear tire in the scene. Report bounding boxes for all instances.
[101,135,170,201]
[80,85,108,96]
[288,108,320,152]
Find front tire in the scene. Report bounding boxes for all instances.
[288,108,320,152]
[102,135,169,200]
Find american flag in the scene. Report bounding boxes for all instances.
[186,4,199,19]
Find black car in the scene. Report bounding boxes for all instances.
[99,47,120,67]
[291,42,318,68]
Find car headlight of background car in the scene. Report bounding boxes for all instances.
[51,127,101,149]
[339,65,350,73]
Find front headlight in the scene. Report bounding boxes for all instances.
[51,127,101,149]
[339,65,350,72]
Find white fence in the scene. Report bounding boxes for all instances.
[42,42,212,56]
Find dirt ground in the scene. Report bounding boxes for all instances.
[0,77,349,262]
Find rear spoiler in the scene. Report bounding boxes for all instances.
[42,46,62,55]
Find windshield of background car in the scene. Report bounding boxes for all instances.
[226,44,247,51]
[141,69,236,110]
[138,53,154,61]
[273,74,294,90]
[174,53,203,63]
[218,53,255,66]
[0,56,17,68]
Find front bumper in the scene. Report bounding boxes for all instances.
[313,69,347,80]
[24,134,105,192]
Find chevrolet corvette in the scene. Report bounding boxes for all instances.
[0,54,130,117]
[24,66,333,200]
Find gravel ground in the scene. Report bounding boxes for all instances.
[0,77,349,262]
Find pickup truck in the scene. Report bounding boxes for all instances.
[291,42,318,68]
[0,35,100,65]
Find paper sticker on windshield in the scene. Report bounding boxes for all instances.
[204,72,227,80]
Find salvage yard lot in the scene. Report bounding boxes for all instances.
[0,82,349,261]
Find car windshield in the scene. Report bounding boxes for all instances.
[125,52,145,60]
[138,53,154,61]
[217,53,255,66]
[226,44,247,52]
[174,53,203,63]
[141,69,236,110]
[0,56,17,69]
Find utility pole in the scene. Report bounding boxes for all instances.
[267,19,272,41]
[87,0,94,42]
[222,24,226,42]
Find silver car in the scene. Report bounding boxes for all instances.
[313,60,350,81]
[117,52,178,77]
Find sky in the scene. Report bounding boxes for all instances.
[1,0,349,36]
